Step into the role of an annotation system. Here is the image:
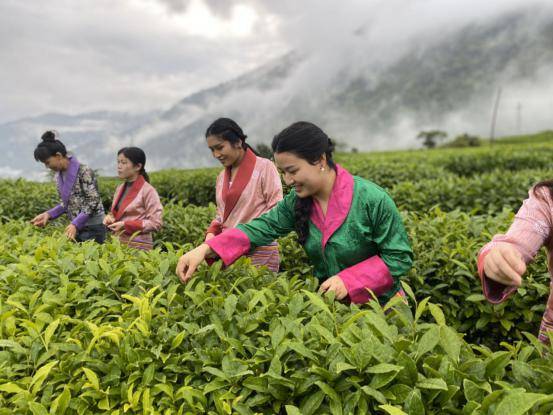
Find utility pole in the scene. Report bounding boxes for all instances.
[489,87,502,145]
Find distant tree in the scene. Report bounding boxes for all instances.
[444,133,481,148]
[417,130,447,149]
[255,143,273,159]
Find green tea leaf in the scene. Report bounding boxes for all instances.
[30,361,58,396]
[43,318,60,350]
[494,392,550,415]
[0,382,26,394]
[50,386,71,415]
[379,404,408,415]
[82,367,100,391]
[28,401,48,415]
[303,290,332,316]
[300,390,325,415]
[285,405,302,415]
[416,325,440,358]
[171,330,186,350]
[416,378,448,391]
[439,325,461,362]
[428,303,445,326]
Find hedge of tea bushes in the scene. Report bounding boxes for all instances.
[0,168,219,222]
[154,202,217,249]
[0,180,59,221]
[1,221,553,414]
[438,145,553,177]
[389,167,553,215]
[5,136,553,221]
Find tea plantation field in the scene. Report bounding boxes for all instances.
[1,131,553,414]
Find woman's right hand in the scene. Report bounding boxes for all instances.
[31,212,50,227]
[483,243,526,287]
[176,244,214,284]
[205,233,215,242]
[103,213,115,226]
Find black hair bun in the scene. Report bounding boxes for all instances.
[41,131,56,142]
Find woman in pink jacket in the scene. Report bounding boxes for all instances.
[204,118,283,271]
[104,147,163,250]
[477,181,553,344]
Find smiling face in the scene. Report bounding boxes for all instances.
[274,151,328,198]
[117,153,141,181]
[206,135,244,168]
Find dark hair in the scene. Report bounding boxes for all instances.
[205,117,259,154]
[271,121,336,245]
[118,147,149,182]
[34,130,67,162]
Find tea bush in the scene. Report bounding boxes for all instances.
[0,222,553,414]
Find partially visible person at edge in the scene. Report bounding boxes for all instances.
[203,118,283,271]
[176,121,413,304]
[31,131,106,243]
[103,147,163,250]
[477,180,553,344]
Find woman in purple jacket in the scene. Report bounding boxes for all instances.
[30,131,106,243]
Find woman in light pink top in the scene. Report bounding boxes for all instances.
[477,182,553,343]
[204,118,283,271]
[104,147,163,250]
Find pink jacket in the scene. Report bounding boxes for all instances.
[477,186,553,343]
[207,154,283,233]
[111,175,163,250]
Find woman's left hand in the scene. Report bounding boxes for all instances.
[108,221,125,232]
[64,224,77,240]
[318,275,348,300]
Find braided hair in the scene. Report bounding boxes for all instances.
[34,130,67,162]
[118,147,150,182]
[271,121,336,245]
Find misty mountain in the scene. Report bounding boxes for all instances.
[0,110,158,179]
[2,8,552,179]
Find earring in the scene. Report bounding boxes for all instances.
[320,167,325,172]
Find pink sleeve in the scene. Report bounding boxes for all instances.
[262,161,284,209]
[338,255,394,304]
[141,186,163,233]
[477,186,553,304]
[205,228,251,267]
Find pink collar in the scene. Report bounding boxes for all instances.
[311,164,354,249]
[222,148,257,222]
[111,175,146,220]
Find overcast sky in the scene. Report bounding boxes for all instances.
[1,0,551,125]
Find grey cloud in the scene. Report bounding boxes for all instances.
[2,0,553,147]
[0,0,285,123]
